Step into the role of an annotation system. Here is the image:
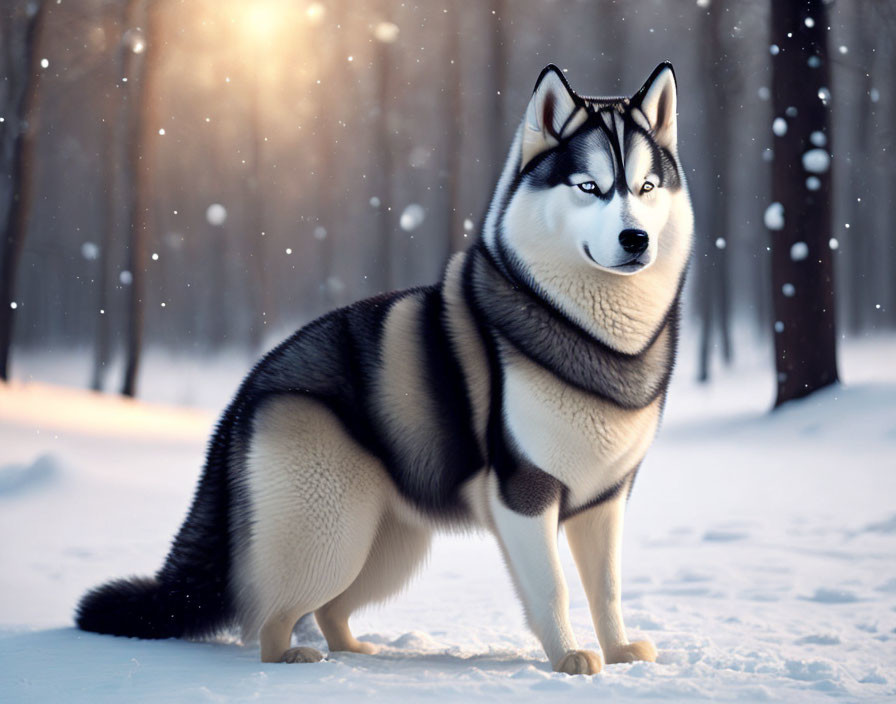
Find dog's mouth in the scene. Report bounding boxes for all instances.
[582,243,648,274]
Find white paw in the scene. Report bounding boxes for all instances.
[279,646,326,663]
[604,639,657,664]
[554,649,603,675]
[331,640,380,655]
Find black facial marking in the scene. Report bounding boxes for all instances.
[518,102,681,199]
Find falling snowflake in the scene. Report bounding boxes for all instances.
[81,242,99,260]
[802,149,830,174]
[772,118,787,137]
[374,22,400,44]
[206,203,227,226]
[764,202,784,231]
[400,204,425,232]
[790,242,808,261]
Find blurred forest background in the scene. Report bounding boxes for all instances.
[1,0,894,399]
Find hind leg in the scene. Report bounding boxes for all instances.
[241,396,393,663]
[261,605,325,663]
[315,512,431,654]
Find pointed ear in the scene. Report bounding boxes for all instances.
[521,65,586,170]
[632,62,678,150]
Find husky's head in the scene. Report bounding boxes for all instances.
[484,63,693,353]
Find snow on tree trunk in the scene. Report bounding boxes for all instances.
[0,1,47,382]
[769,0,838,407]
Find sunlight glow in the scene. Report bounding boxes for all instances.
[305,2,325,24]
[245,4,278,40]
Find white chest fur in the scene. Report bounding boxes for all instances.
[502,347,663,509]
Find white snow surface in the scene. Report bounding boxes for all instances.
[2,336,896,702]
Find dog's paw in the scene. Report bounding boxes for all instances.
[332,640,380,655]
[603,639,657,664]
[352,641,380,655]
[554,649,603,675]
[279,646,326,663]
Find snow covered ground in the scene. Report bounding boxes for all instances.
[1,336,895,702]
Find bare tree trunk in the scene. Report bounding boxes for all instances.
[846,0,875,334]
[91,0,128,392]
[443,7,464,258]
[770,0,838,407]
[245,51,269,354]
[313,0,346,311]
[121,0,158,398]
[0,0,47,382]
[488,0,507,181]
[371,1,395,295]
[697,0,734,382]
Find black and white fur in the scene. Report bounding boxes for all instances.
[77,63,693,675]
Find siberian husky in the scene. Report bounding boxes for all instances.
[77,62,693,675]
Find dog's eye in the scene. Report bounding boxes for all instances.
[576,181,599,195]
[641,181,656,194]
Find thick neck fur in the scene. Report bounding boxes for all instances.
[482,125,693,357]
[461,243,679,410]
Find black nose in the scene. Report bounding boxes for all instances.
[619,229,649,255]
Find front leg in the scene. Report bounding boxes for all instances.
[488,476,602,675]
[564,490,657,664]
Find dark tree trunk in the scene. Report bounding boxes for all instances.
[488,0,507,181]
[846,0,875,334]
[371,2,395,295]
[91,1,128,392]
[0,1,47,382]
[443,7,464,258]
[769,0,838,407]
[697,0,734,382]
[313,0,346,311]
[121,0,157,398]
[246,50,269,354]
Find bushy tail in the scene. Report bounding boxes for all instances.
[75,574,228,639]
[76,415,237,640]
